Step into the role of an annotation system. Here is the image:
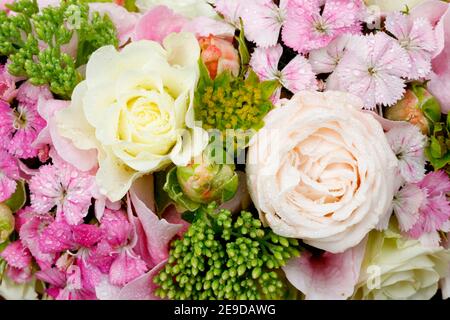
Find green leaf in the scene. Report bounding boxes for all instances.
[421,96,441,123]
[197,58,213,89]
[236,19,250,72]
[430,136,443,158]
[154,170,174,216]
[163,168,201,212]
[245,69,260,85]
[221,173,239,202]
[425,148,450,170]
[260,80,279,100]
[4,180,26,213]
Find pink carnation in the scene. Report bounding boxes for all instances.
[0,149,19,202]
[0,240,33,283]
[29,160,96,225]
[282,0,364,53]
[335,33,411,109]
[0,99,46,159]
[250,44,317,101]
[385,12,437,80]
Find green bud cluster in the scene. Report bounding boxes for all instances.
[194,61,278,150]
[0,0,118,98]
[154,204,300,300]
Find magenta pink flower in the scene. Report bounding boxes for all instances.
[29,160,96,225]
[0,149,19,202]
[250,44,317,101]
[282,0,364,53]
[0,240,33,283]
[385,12,437,80]
[0,99,46,158]
[336,33,411,109]
[394,171,450,241]
[0,64,17,102]
[108,249,148,286]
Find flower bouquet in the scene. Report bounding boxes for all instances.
[0,0,449,301]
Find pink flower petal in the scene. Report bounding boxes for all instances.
[100,209,132,248]
[162,205,190,237]
[39,220,75,254]
[72,224,104,248]
[129,189,182,266]
[35,267,67,287]
[280,54,317,93]
[183,16,235,38]
[87,240,118,274]
[20,213,56,270]
[109,249,148,286]
[250,45,283,81]
[283,238,366,300]
[116,260,167,300]
[393,184,425,232]
[132,5,188,43]
[0,241,32,269]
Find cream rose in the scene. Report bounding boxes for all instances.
[353,228,450,300]
[136,0,217,18]
[364,0,426,12]
[246,91,398,253]
[56,33,208,201]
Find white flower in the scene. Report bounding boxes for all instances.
[135,0,217,19]
[363,0,426,13]
[246,91,398,253]
[354,228,450,300]
[0,276,38,300]
[56,33,208,202]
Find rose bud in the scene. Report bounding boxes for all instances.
[385,85,441,135]
[176,152,239,205]
[199,35,240,79]
[0,203,14,243]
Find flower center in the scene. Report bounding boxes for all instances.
[12,106,27,129]
[313,16,329,34]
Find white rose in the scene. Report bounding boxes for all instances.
[56,33,208,202]
[246,91,398,253]
[354,228,450,300]
[364,0,426,12]
[136,0,217,19]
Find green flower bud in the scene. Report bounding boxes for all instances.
[0,203,14,244]
[176,153,239,205]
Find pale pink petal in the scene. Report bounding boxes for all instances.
[89,3,139,46]
[39,220,75,254]
[283,238,367,300]
[215,0,242,26]
[16,81,52,107]
[249,45,283,81]
[0,64,18,102]
[241,0,286,48]
[183,16,235,38]
[116,260,167,300]
[129,189,182,266]
[392,184,425,232]
[0,149,19,202]
[280,54,317,93]
[35,267,66,287]
[162,206,190,237]
[109,249,148,286]
[78,257,103,292]
[309,35,351,74]
[132,5,188,43]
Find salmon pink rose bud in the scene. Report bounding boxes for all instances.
[247,91,398,253]
[199,35,239,79]
[385,85,440,135]
[55,33,209,202]
[0,203,14,243]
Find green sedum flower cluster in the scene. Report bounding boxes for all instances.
[154,204,300,300]
[0,0,118,98]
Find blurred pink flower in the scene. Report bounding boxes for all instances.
[283,239,366,300]
[392,183,425,232]
[336,33,410,109]
[385,124,427,183]
[250,44,317,101]
[29,160,96,225]
[385,12,437,80]
[282,0,364,53]
[0,64,17,102]
[0,240,33,283]
[0,149,19,202]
